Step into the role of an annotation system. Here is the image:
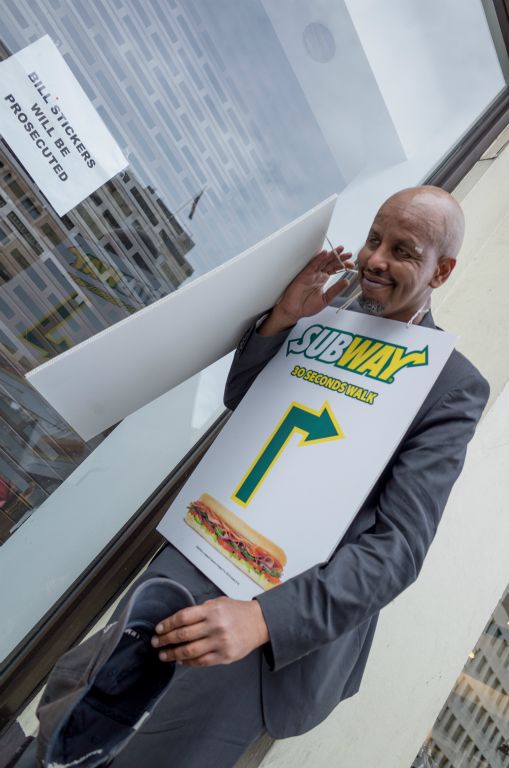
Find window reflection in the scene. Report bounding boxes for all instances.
[413,587,509,767]
[0,139,194,543]
[1,1,348,277]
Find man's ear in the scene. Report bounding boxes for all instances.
[430,256,456,288]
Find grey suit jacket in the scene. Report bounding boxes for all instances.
[223,303,489,737]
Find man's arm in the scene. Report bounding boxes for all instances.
[255,371,489,670]
[223,319,292,411]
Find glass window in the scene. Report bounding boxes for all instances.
[0,0,507,664]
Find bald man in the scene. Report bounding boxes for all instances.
[92,187,489,767]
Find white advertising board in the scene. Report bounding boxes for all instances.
[0,35,127,215]
[26,196,337,440]
[158,307,455,600]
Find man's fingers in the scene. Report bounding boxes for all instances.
[311,248,342,269]
[330,250,353,267]
[331,262,355,277]
[152,619,207,648]
[298,249,351,284]
[158,638,213,663]
[180,653,219,668]
[154,605,207,635]
[307,253,343,279]
[323,250,352,274]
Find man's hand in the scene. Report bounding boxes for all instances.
[259,247,353,337]
[151,596,269,668]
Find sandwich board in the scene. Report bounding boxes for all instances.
[158,307,455,599]
[26,195,337,440]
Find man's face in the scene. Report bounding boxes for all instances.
[357,198,451,323]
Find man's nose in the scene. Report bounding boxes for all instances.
[365,244,390,272]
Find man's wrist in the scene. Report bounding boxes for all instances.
[251,599,270,647]
[258,305,300,337]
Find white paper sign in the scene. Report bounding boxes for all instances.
[0,35,127,215]
[158,307,456,600]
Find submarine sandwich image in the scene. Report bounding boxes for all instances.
[185,493,287,590]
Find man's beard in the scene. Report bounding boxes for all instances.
[357,295,387,316]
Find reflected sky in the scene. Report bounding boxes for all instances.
[1,0,348,277]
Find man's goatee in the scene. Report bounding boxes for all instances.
[357,296,386,316]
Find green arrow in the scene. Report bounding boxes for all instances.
[232,401,344,507]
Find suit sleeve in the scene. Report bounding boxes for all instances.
[224,320,292,411]
[255,372,490,671]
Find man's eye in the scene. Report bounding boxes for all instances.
[396,246,411,258]
[368,237,380,246]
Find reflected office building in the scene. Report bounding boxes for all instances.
[0,136,194,544]
[412,585,509,768]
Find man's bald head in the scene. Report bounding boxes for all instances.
[378,185,465,261]
[357,185,463,323]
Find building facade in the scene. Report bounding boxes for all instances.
[413,586,509,768]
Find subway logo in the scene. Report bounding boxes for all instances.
[287,324,428,384]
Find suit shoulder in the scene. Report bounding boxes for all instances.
[444,348,489,392]
[432,347,490,411]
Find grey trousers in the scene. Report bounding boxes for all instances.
[109,545,266,768]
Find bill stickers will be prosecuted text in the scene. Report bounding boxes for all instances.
[0,35,127,215]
